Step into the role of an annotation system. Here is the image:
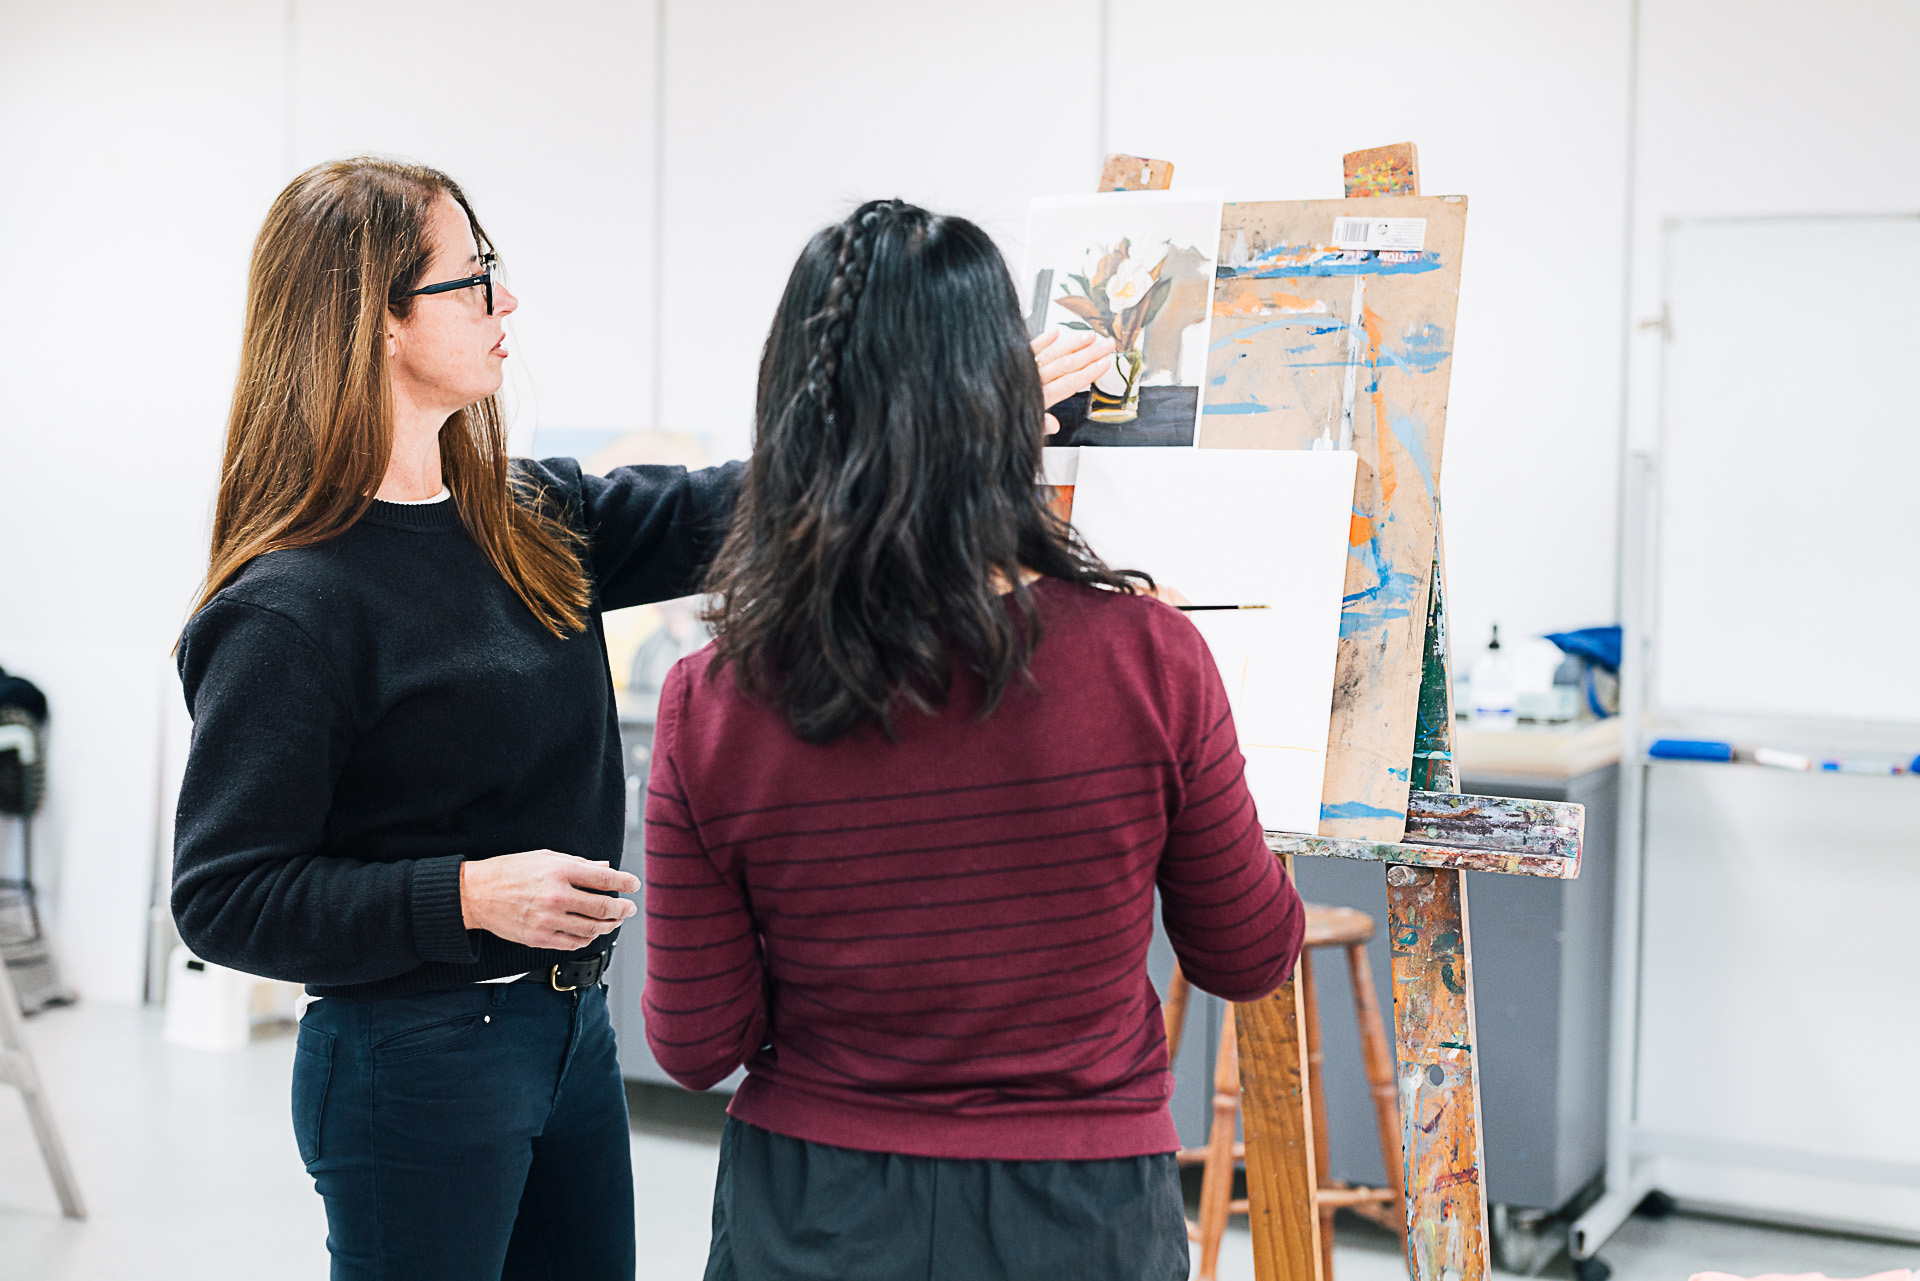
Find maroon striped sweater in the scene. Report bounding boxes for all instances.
[642,578,1304,1160]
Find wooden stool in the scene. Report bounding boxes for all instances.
[1166,904,1405,1281]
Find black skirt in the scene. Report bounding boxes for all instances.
[702,1118,1192,1281]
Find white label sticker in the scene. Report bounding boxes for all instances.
[1330,216,1426,252]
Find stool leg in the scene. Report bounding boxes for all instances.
[1347,939,1407,1246]
[1164,962,1192,1064]
[1196,1009,1240,1281]
[1302,950,1335,1281]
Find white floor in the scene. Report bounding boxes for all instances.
[1,1001,1914,1280]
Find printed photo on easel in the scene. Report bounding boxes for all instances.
[1021,190,1223,447]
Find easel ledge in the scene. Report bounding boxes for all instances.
[1269,789,1584,880]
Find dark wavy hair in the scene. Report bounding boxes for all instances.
[702,199,1148,743]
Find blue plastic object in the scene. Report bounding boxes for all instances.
[1545,626,1622,674]
[1648,738,1734,762]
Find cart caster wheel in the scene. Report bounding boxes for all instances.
[1574,1256,1612,1281]
[1635,1189,1678,1219]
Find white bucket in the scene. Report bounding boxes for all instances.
[161,947,253,1053]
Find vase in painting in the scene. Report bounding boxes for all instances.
[1086,337,1145,423]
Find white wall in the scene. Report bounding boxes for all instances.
[290,1,662,439]
[1104,0,1634,677]
[0,1,286,1002]
[2,0,1911,1001]
[1622,0,1920,454]
[657,0,1103,448]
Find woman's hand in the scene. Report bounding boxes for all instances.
[459,851,639,952]
[1032,327,1117,436]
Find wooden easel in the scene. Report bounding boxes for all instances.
[0,946,86,1218]
[1097,147,1585,1281]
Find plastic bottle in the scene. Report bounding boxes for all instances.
[1469,623,1517,731]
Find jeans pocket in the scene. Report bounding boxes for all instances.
[371,1011,488,1062]
[291,1022,334,1168]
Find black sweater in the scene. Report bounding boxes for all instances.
[171,458,742,1000]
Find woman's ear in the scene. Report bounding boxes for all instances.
[384,312,399,359]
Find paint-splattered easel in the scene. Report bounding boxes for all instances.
[1097,146,1586,1281]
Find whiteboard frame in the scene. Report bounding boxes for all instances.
[1576,214,1920,1263]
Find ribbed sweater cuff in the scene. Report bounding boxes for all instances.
[411,855,477,965]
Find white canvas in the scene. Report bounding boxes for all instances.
[1039,446,1079,486]
[1068,448,1358,835]
[1020,190,1223,447]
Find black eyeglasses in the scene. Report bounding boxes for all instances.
[401,252,505,314]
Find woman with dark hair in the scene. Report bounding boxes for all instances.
[644,200,1307,1280]
[169,157,744,1279]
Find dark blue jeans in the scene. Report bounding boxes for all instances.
[293,980,635,1280]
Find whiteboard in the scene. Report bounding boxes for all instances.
[1653,215,1920,724]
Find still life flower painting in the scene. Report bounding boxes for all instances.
[1020,189,1223,446]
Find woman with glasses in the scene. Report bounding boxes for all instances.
[644,200,1307,1280]
[168,156,743,1280]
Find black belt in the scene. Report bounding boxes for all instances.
[546,949,611,992]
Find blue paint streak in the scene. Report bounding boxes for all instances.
[1284,342,1318,354]
[1202,402,1270,415]
[1220,248,1444,280]
[1207,316,1348,351]
[1389,324,1451,374]
[1389,411,1436,498]
[1339,607,1410,638]
[1321,800,1404,820]
[1209,373,1227,386]
[1387,767,1410,781]
[1338,532,1421,638]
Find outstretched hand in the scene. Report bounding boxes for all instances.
[459,851,639,952]
[1032,327,1116,437]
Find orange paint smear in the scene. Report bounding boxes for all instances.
[1213,293,1271,317]
[1349,512,1376,546]
[1269,292,1326,313]
[1212,289,1327,318]
[1362,304,1396,507]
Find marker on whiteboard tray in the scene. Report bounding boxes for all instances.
[1646,738,1733,762]
[1649,740,1914,773]
[1176,604,1270,612]
[1819,757,1908,775]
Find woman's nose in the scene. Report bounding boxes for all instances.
[494,283,519,317]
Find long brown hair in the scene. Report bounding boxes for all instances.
[192,156,589,636]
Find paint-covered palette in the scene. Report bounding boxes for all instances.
[1200,195,1470,841]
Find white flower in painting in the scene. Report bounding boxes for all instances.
[1106,251,1163,315]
